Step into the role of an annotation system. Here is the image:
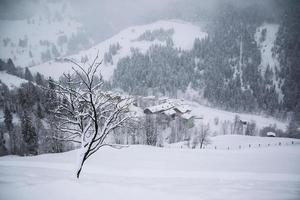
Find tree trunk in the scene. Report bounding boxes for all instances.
[200,140,204,149]
[76,164,83,179]
[76,152,87,179]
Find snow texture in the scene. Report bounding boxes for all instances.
[0,136,300,200]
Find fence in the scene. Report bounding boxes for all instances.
[166,140,300,150]
[204,140,300,150]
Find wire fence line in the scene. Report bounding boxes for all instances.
[166,140,300,150]
[205,140,300,150]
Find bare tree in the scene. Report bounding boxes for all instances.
[198,123,210,149]
[221,120,230,135]
[53,54,133,178]
[189,123,210,149]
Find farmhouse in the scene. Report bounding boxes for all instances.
[267,132,276,137]
[143,102,175,114]
[143,102,198,121]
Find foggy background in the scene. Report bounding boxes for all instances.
[0,0,281,43]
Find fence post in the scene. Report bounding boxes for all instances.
[279,142,281,146]
[259,144,261,147]
[292,141,294,145]
[214,146,217,150]
[249,144,251,148]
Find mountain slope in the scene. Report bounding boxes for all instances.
[0,71,27,89]
[30,20,207,80]
[255,23,283,101]
[0,0,93,68]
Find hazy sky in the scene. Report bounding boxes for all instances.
[0,0,279,42]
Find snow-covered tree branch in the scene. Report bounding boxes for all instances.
[53,54,134,178]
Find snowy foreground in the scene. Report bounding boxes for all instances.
[0,136,300,200]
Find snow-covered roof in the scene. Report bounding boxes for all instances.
[181,113,194,120]
[267,132,276,137]
[144,95,156,100]
[163,109,177,116]
[144,100,194,117]
[173,105,191,114]
[144,102,175,114]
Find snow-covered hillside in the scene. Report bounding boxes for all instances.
[255,23,283,101]
[208,135,298,149]
[0,139,300,200]
[167,135,298,150]
[0,0,92,68]
[255,23,280,75]
[31,20,207,80]
[0,71,27,89]
[189,100,287,133]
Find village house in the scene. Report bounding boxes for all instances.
[143,101,199,127]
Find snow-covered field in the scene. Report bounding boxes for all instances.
[1,135,300,200]
[189,100,287,133]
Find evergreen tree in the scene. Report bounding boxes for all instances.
[51,44,60,57]
[17,82,37,110]
[0,59,5,71]
[274,0,300,112]
[45,77,57,113]
[24,67,33,82]
[287,103,300,138]
[35,72,45,86]
[36,103,44,119]
[0,82,10,108]
[6,58,17,75]
[4,106,13,132]
[21,111,38,155]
